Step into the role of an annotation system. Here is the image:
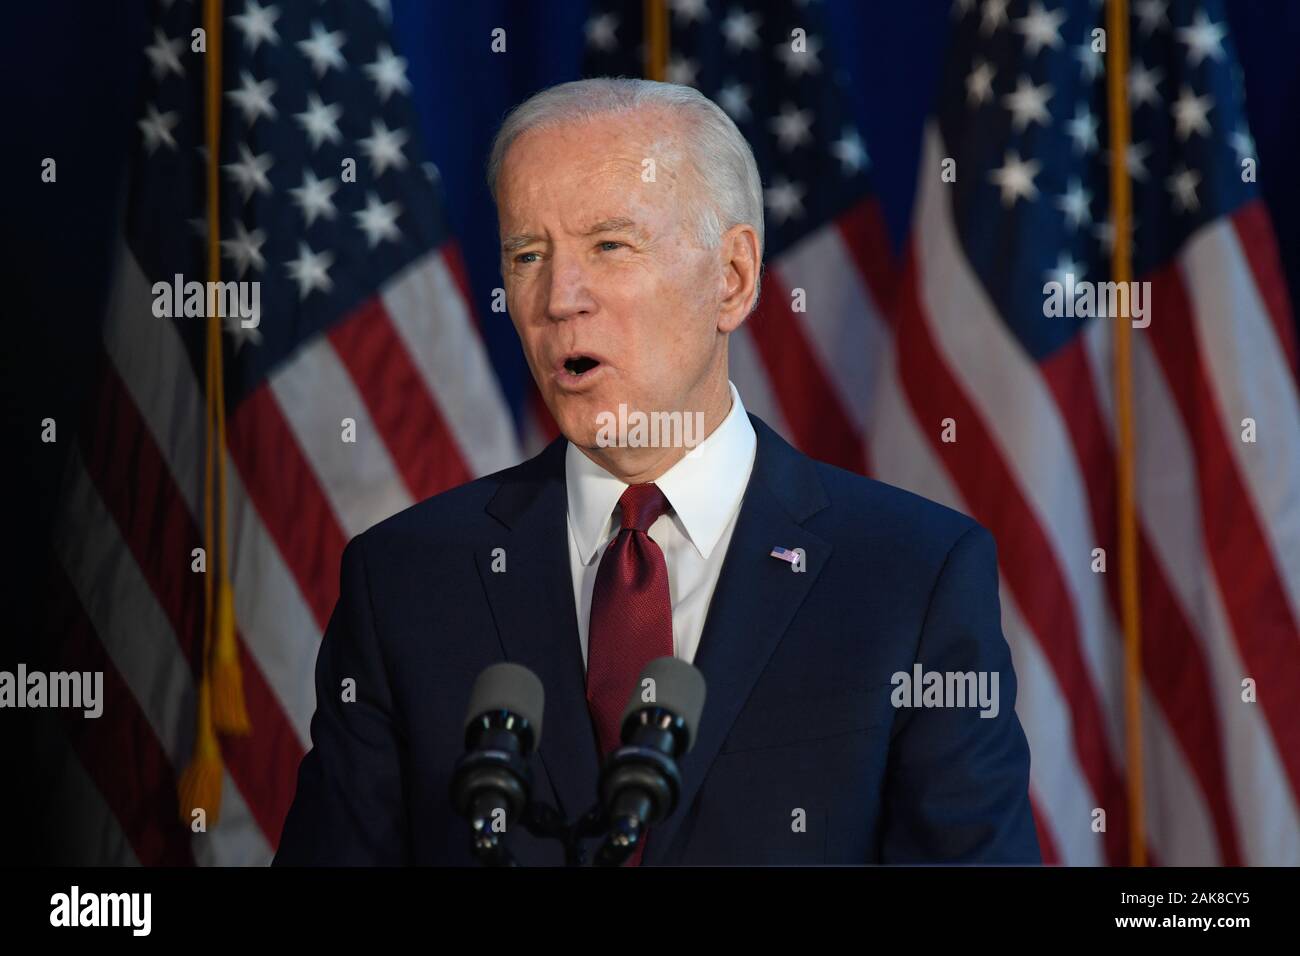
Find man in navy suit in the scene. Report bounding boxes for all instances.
[275,78,1039,866]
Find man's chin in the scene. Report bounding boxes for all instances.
[547,396,609,449]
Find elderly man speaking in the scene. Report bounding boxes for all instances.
[275,78,1040,866]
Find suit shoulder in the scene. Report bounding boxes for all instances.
[349,450,545,557]
[810,459,987,558]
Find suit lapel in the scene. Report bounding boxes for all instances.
[644,415,831,864]
[476,438,602,828]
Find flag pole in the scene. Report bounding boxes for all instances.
[180,0,227,826]
[644,0,668,80]
[1104,0,1145,867]
[198,0,249,742]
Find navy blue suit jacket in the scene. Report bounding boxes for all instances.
[274,414,1040,865]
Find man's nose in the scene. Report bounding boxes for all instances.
[544,249,597,322]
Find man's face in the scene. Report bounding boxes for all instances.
[495,110,726,449]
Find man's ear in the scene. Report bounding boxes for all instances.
[717,223,762,334]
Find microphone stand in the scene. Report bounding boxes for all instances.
[498,737,680,866]
[512,801,611,867]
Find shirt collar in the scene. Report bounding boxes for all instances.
[565,380,757,564]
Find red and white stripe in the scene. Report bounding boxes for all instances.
[729,196,895,475]
[49,241,518,865]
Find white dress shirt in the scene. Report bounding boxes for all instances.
[566,380,758,670]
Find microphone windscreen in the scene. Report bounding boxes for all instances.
[621,657,707,752]
[465,662,545,744]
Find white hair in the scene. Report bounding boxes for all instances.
[486,77,765,266]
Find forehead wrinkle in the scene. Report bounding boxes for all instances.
[582,216,650,239]
[498,113,701,252]
[509,116,689,197]
[500,216,650,254]
[502,232,541,253]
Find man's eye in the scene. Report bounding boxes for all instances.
[598,241,624,252]
[515,252,539,264]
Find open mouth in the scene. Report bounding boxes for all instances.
[562,355,601,376]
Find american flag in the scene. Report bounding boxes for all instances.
[585,0,1300,865]
[45,0,517,863]
[882,0,1300,863]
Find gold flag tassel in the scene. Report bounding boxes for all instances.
[210,324,250,733]
[178,676,224,825]
[211,582,250,732]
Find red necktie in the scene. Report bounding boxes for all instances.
[585,482,674,866]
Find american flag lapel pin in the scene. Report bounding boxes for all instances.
[770,546,799,564]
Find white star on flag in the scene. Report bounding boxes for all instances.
[1177,10,1227,67]
[294,93,344,150]
[230,0,281,52]
[769,104,814,150]
[721,9,761,52]
[1055,178,1092,230]
[1172,86,1213,140]
[220,220,267,277]
[1167,165,1201,213]
[360,119,410,175]
[1134,0,1169,36]
[989,150,1040,206]
[1230,126,1256,165]
[670,0,709,25]
[145,29,185,80]
[585,13,618,51]
[1074,41,1103,83]
[1066,104,1099,153]
[966,58,996,106]
[717,82,752,121]
[666,56,699,87]
[775,34,822,77]
[1128,61,1163,108]
[354,192,403,247]
[223,143,275,202]
[364,44,411,102]
[289,169,339,227]
[1046,251,1084,287]
[226,70,277,126]
[223,312,263,351]
[764,176,806,224]
[1014,1,1066,57]
[1126,140,1152,181]
[980,0,1009,36]
[831,127,869,175]
[285,242,335,299]
[298,22,348,77]
[138,104,180,154]
[1002,75,1052,131]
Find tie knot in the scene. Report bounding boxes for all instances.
[618,483,669,533]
